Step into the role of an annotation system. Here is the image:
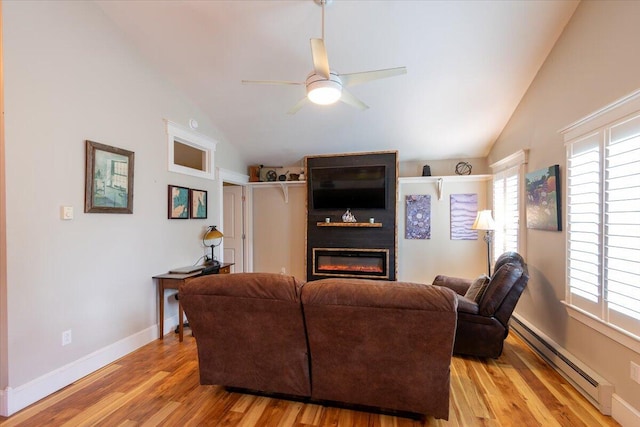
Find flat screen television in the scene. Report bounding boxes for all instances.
[310,165,387,210]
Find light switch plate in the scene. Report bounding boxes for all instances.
[61,206,74,220]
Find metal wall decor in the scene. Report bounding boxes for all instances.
[455,161,472,175]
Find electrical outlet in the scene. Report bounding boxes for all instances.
[62,330,72,346]
[631,361,640,384]
[280,267,286,274]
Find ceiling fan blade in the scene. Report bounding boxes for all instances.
[241,79,304,86]
[287,97,309,115]
[310,38,330,79]
[340,66,407,87]
[340,89,369,111]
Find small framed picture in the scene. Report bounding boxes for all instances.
[85,140,135,213]
[190,189,207,219]
[168,185,189,219]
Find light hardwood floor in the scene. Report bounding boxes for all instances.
[0,331,619,426]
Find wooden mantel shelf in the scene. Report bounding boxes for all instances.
[316,222,382,228]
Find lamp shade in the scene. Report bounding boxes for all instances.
[203,225,223,241]
[203,225,223,264]
[472,210,495,231]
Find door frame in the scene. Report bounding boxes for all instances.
[216,168,251,272]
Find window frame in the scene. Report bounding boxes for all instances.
[561,89,640,352]
[490,149,528,263]
[166,120,217,180]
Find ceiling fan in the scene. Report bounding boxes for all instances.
[241,0,407,114]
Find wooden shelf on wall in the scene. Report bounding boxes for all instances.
[398,174,492,200]
[316,222,382,228]
[398,174,492,184]
[247,180,305,203]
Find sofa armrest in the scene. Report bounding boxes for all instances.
[432,275,473,296]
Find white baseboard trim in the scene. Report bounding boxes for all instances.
[612,394,640,427]
[512,315,640,426]
[511,315,613,415]
[0,388,7,417]
[164,314,179,336]
[1,316,179,417]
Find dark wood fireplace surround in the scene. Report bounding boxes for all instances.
[305,151,397,281]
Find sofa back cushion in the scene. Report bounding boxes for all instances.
[179,273,311,397]
[301,278,457,418]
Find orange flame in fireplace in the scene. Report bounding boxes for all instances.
[319,265,383,273]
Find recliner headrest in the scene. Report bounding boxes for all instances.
[494,251,527,275]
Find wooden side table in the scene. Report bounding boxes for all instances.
[153,263,234,341]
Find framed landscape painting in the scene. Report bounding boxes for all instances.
[526,165,561,231]
[190,189,207,219]
[85,140,134,214]
[168,185,190,219]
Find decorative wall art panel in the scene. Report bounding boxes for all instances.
[190,188,207,219]
[168,185,189,219]
[526,165,561,231]
[405,194,431,239]
[450,193,478,240]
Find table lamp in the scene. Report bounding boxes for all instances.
[203,225,223,266]
[472,210,495,276]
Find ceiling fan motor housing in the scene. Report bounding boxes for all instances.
[306,72,343,105]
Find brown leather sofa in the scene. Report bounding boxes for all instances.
[302,278,458,419]
[432,252,529,358]
[178,273,311,397]
[179,273,458,419]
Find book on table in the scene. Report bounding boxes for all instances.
[169,265,205,274]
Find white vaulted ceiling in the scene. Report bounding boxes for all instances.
[96,0,579,167]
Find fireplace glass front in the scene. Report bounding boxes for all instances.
[313,248,389,279]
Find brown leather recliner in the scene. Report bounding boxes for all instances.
[432,252,529,358]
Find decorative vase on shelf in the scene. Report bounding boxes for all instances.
[342,208,356,223]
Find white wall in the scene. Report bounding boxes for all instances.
[398,176,490,284]
[490,0,640,415]
[400,157,489,178]
[0,0,7,397]
[251,184,306,279]
[1,1,244,414]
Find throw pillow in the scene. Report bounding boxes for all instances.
[464,274,491,303]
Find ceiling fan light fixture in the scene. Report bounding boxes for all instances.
[308,84,341,105]
[306,72,342,105]
[243,0,406,114]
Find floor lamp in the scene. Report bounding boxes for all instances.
[472,210,495,276]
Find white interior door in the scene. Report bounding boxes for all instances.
[223,185,244,272]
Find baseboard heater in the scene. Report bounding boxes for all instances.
[511,315,613,415]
